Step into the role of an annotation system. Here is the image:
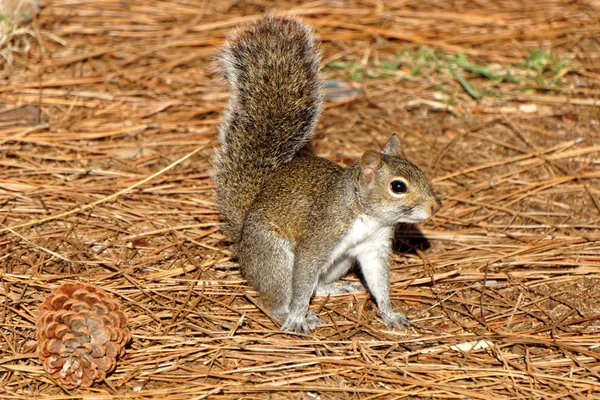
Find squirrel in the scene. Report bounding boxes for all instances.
[212,15,442,333]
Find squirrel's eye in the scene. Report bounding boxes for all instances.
[390,179,409,194]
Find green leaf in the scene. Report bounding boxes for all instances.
[450,65,480,99]
[329,61,349,69]
[410,61,424,76]
[379,60,402,70]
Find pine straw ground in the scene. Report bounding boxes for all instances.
[1,0,600,399]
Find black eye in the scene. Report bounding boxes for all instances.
[390,179,408,194]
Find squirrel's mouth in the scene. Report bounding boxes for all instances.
[402,207,437,223]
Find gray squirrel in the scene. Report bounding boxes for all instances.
[213,15,441,333]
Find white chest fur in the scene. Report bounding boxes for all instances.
[330,215,393,263]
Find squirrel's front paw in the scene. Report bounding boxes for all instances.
[281,310,324,334]
[381,311,410,330]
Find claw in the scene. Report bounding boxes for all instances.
[382,312,410,330]
[281,311,324,333]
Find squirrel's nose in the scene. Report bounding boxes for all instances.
[429,197,442,215]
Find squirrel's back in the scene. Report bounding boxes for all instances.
[213,16,323,240]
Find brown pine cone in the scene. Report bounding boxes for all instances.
[36,282,131,388]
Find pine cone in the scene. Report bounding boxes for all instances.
[36,283,131,388]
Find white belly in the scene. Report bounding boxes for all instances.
[328,215,393,266]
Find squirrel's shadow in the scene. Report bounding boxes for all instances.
[392,224,432,255]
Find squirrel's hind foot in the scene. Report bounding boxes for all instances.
[281,310,324,334]
[381,311,411,330]
[315,281,365,296]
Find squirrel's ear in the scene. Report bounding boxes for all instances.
[359,150,382,186]
[383,134,401,156]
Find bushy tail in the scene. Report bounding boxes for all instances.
[213,16,323,240]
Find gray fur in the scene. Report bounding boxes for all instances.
[213,17,441,333]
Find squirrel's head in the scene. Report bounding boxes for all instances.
[355,134,442,224]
